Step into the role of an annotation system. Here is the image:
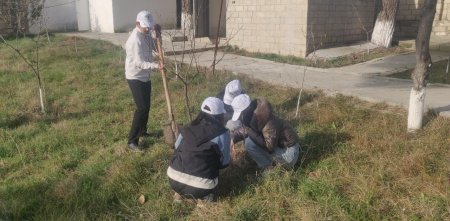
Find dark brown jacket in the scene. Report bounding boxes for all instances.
[232,99,298,153]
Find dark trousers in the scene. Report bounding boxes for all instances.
[127,79,151,145]
[169,178,215,199]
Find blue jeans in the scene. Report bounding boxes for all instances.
[244,137,300,169]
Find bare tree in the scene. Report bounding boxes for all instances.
[181,0,192,41]
[0,0,28,35]
[352,4,374,55]
[211,0,225,75]
[371,0,399,48]
[0,0,47,114]
[407,0,437,132]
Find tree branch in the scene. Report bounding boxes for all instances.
[0,34,39,77]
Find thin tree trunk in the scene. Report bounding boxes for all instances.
[39,87,46,114]
[36,38,46,114]
[407,0,437,132]
[371,0,399,48]
[181,0,192,36]
[211,0,224,75]
[181,0,192,63]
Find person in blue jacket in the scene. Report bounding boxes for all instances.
[167,97,231,201]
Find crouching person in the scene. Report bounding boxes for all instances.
[231,94,300,169]
[216,79,244,131]
[167,97,231,202]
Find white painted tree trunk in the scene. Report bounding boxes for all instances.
[372,20,395,48]
[181,12,193,40]
[181,12,192,31]
[406,0,436,132]
[371,0,399,48]
[407,88,425,132]
[39,87,46,114]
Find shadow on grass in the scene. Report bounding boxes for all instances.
[278,91,321,111]
[217,128,351,199]
[216,153,259,199]
[0,177,61,220]
[140,129,164,149]
[0,114,32,129]
[0,111,92,129]
[0,161,123,220]
[423,109,442,128]
[297,130,352,170]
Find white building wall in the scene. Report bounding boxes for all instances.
[209,0,226,37]
[76,0,90,31]
[30,0,78,33]
[88,0,114,33]
[112,0,177,32]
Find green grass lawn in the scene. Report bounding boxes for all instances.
[389,59,450,84]
[1,35,449,220]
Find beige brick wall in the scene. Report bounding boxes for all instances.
[0,20,8,35]
[226,0,448,58]
[396,0,450,38]
[0,0,28,35]
[0,2,9,35]
[306,0,376,55]
[433,1,450,36]
[396,0,423,38]
[226,0,308,57]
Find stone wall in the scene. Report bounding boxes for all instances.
[226,0,308,57]
[225,0,448,58]
[396,0,450,38]
[0,20,9,35]
[0,0,28,35]
[306,0,376,55]
[396,0,423,39]
[0,2,7,34]
[433,0,450,36]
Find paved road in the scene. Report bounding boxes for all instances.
[65,32,450,117]
[169,50,450,117]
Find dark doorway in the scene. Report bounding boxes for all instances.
[176,0,181,28]
[194,0,209,37]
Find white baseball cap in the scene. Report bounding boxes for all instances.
[223,79,242,105]
[136,10,154,28]
[201,97,226,115]
[231,94,251,121]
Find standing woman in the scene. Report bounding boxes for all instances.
[124,10,163,151]
[167,97,231,201]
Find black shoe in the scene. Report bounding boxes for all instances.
[128,143,143,152]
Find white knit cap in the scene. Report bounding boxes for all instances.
[231,94,251,121]
[136,10,154,28]
[201,97,226,115]
[223,79,242,105]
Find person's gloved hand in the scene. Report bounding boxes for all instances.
[231,126,248,143]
